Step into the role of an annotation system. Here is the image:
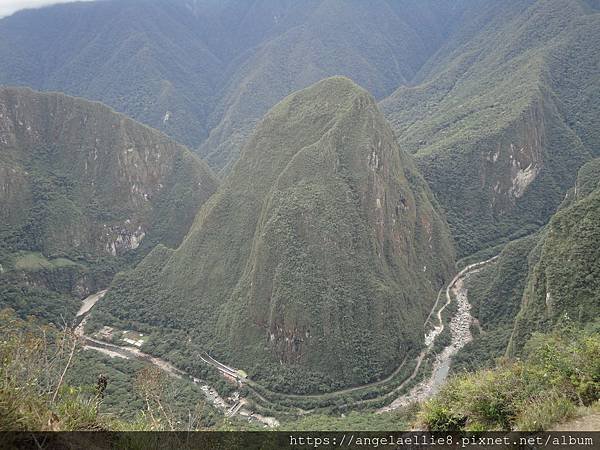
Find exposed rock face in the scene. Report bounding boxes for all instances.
[103,224,146,256]
[484,101,546,212]
[100,77,456,390]
[0,87,218,258]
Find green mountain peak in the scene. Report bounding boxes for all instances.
[98,77,455,392]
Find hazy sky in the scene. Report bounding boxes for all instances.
[0,1,94,18]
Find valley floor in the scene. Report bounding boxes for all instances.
[76,255,500,425]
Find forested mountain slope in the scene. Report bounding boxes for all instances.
[0,87,217,323]
[381,0,600,255]
[0,0,225,148]
[0,0,317,148]
[95,77,455,392]
[0,0,467,168]
[452,157,600,370]
[508,157,600,353]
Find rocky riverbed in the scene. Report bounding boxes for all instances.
[378,256,498,413]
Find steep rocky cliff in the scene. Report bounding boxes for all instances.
[0,87,217,257]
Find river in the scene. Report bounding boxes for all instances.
[378,256,498,412]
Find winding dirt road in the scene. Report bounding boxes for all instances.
[74,291,279,428]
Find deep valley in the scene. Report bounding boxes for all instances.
[0,0,598,437]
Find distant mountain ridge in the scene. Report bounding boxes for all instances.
[197,0,468,170]
[0,0,468,166]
